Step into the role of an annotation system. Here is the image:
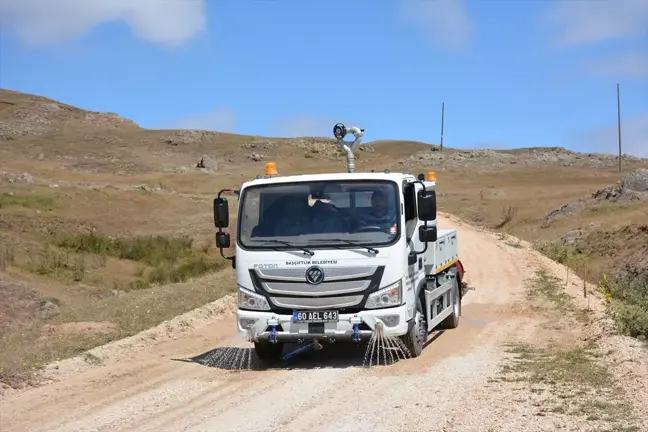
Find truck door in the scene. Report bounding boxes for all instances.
[403,181,425,295]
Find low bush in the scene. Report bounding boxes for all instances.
[51,233,226,287]
[52,233,194,266]
[599,267,648,339]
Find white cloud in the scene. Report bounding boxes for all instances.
[579,113,648,158]
[582,51,648,78]
[544,0,648,48]
[0,0,207,47]
[400,0,473,51]
[276,115,360,138]
[176,107,237,133]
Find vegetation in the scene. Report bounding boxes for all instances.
[0,244,15,270]
[534,241,648,340]
[599,269,648,339]
[1,232,231,387]
[491,271,641,430]
[0,193,54,210]
[46,232,226,287]
[0,275,234,388]
[498,342,638,428]
[52,233,193,265]
[27,244,87,282]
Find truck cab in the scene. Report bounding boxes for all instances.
[213,125,464,364]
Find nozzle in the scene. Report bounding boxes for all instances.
[313,339,323,351]
[375,320,384,336]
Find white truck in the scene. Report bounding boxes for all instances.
[213,124,465,364]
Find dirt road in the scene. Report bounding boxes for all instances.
[0,215,642,432]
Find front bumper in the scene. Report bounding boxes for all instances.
[237,303,410,343]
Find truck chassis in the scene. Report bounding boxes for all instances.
[244,259,465,363]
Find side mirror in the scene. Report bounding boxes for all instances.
[213,197,229,228]
[417,190,437,221]
[216,232,231,249]
[419,225,437,243]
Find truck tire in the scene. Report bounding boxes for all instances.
[437,273,461,330]
[400,297,427,358]
[254,341,283,364]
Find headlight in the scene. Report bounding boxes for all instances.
[365,281,402,309]
[238,286,271,311]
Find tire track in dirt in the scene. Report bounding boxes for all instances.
[3,215,637,432]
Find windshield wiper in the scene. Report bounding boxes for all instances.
[249,239,314,256]
[308,238,379,254]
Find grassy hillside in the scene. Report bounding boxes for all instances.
[1,87,646,388]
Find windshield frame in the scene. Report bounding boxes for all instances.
[235,179,402,252]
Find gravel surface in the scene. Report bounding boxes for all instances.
[1,215,645,432]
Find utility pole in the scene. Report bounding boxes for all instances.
[617,83,622,173]
[440,102,445,151]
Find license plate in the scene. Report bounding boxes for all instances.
[292,310,339,323]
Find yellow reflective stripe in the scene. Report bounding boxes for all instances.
[433,258,458,275]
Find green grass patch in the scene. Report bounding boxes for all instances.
[533,240,580,266]
[600,267,648,340]
[534,239,647,340]
[147,256,223,286]
[49,232,226,288]
[52,233,193,266]
[0,193,54,210]
[27,244,87,282]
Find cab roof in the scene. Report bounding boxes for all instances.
[241,171,420,188]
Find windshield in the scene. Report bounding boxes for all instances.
[237,180,400,249]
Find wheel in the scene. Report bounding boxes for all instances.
[400,297,428,357]
[437,273,461,330]
[254,342,283,364]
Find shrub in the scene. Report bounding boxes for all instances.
[53,233,193,266]
[52,233,226,288]
[599,266,648,339]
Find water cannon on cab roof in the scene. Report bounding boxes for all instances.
[333,123,365,174]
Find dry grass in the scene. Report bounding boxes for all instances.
[1,87,647,389]
[498,342,639,429]
[533,236,648,339]
[490,271,641,431]
[523,269,591,324]
[0,269,234,388]
[433,168,648,340]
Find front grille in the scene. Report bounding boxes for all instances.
[250,266,386,314]
[268,295,364,309]
[263,279,370,296]
[255,266,378,282]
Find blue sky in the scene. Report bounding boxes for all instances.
[1,0,647,156]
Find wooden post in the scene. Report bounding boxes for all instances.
[617,83,622,173]
[440,102,445,151]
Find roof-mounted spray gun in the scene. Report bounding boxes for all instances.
[333,123,364,174]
